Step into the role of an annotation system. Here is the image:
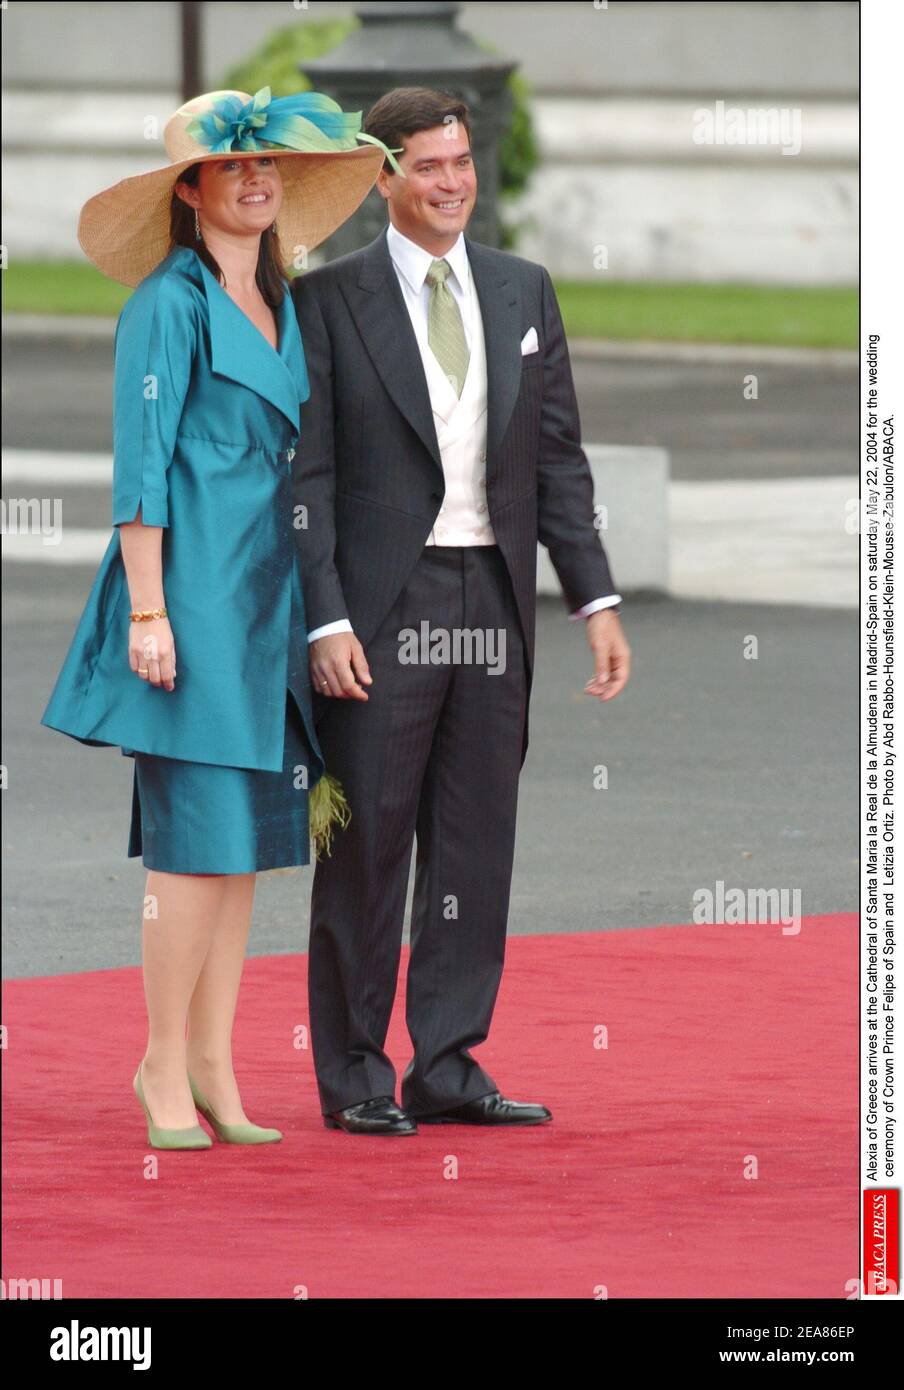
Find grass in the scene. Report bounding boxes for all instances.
[4,262,133,317]
[3,260,856,348]
[555,279,857,348]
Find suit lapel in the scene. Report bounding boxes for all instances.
[198,257,308,431]
[341,229,443,474]
[464,236,522,475]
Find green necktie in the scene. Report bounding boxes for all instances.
[425,258,470,398]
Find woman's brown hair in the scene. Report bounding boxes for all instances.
[169,162,287,307]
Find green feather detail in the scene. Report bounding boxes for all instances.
[309,772,351,861]
[355,130,406,177]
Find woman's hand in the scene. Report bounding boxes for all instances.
[129,617,176,691]
[118,510,174,689]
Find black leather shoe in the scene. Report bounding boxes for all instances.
[324,1096,417,1135]
[411,1092,552,1126]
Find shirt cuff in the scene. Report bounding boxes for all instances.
[307,618,354,643]
[569,595,622,620]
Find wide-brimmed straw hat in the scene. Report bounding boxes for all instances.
[77,87,403,287]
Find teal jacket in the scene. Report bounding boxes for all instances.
[41,244,324,779]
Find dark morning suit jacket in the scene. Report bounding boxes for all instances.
[290,225,618,765]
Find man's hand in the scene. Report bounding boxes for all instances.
[310,632,373,700]
[583,610,630,701]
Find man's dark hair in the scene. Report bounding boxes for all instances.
[363,87,472,174]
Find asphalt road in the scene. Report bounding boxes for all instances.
[3,562,857,978]
[1,334,857,480]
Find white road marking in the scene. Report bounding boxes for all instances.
[2,451,858,607]
[669,476,858,608]
[2,450,112,484]
[2,530,113,563]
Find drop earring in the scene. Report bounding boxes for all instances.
[194,209,201,241]
[270,220,279,236]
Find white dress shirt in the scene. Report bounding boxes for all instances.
[386,219,475,353]
[307,220,620,641]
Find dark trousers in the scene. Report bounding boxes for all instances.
[307,544,528,1115]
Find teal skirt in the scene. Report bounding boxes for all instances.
[127,693,312,874]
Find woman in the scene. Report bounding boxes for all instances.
[40,88,402,1150]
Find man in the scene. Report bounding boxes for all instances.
[291,87,630,1136]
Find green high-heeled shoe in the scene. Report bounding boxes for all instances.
[133,1063,212,1150]
[188,1073,283,1144]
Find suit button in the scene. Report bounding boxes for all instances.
[477,502,487,514]
[479,476,486,488]
[479,452,486,462]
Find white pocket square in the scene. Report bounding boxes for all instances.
[520,327,539,355]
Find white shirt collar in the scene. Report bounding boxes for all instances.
[386,220,469,296]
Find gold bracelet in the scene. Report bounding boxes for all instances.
[129,607,168,622]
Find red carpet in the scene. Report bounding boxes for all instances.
[2,915,857,1298]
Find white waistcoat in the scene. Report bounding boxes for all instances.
[419,293,496,546]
